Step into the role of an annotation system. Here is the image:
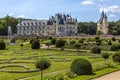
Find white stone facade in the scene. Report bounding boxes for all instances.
[17,13,77,36]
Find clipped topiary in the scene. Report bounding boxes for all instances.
[35,58,51,80]
[112,53,120,63]
[55,39,66,50]
[0,40,6,50]
[31,40,40,49]
[71,58,92,75]
[91,46,101,54]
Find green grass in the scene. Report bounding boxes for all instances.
[0,39,119,80]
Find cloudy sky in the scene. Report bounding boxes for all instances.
[0,0,120,22]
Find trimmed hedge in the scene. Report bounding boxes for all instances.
[71,58,92,75]
[0,41,6,50]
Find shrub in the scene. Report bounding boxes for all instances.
[111,44,120,51]
[31,40,40,49]
[66,71,77,78]
[79,39,84,43]
[102,53,110,64]
[71,58,92,75]
[74,43,81,51]
[70,40,76,46]
[96,39,102,46]
[91,46,101,54]
[51,38,56,45]
[112,53,120,63]
[55,39,66,50]
[35,58,51,80]
[108,40,112,45]
[0,41,6,50]
[112,37,116,42]
[95,36,100,40]
[102,53,110,59]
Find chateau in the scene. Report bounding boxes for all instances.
[97,11,109,35]
[17,13,78,36]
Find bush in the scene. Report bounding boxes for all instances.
[31,40,40,49]
[79,39,84,43]
[66,71,77,78]
[102,53,110,59]
[70,40,76,46]
[74,43,81,51]
[0,41,6,50]
[112,53,120,63]
[111,44,120,51]
[96,39,102,46]
[71,58,92,75]
[108,40,112,45]
[51,38,56,45]
[91,46,101,54]
[112,37,116,42]
[55,39,66,50]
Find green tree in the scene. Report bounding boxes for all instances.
[55,39,66,50]
[102,53,110,64]
[0,40,6,50]
[31,40,40,49]
[45,41,51,49]
[35,58,51,80]
[74,43,81,51]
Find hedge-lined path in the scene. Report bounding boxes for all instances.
[18,69,69,80]
[93,70,120,80]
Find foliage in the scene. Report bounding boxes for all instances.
[74,43,81,51]
[45,41,51,49]
[112,53,120,63]
[91,46,101,54]
[108,40,112,45]
[79,39,84,43]
[70,58,92,75]
[0,15,18,35]
[69,40,76,46]
[66,71,77,78]
[111,44,120,51]
[35,58,50,80]
[51,38,56,45]
[102,53,110,59]
[35,58,50,70]
[112,37,116,41]
[55,39,66,50]
[31,39,40,49]
[0,40,6,50]
[78,22,97,35]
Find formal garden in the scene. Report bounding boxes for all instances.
[0,36,120,80]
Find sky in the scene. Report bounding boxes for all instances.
[0,0,120,22]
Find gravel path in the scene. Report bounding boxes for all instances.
[93,70,120,80]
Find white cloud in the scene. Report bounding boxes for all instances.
[109,14,116,18]
[8,13,13,16]
[81,0,94,5]
[99,5,120,13]
[18,15,25,18]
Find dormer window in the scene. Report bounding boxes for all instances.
[28,23,30,26]
[24,23,26,26]
[31,23,34,26]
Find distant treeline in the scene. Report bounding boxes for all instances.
[0,15,120,35]
[78,20,120,35]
